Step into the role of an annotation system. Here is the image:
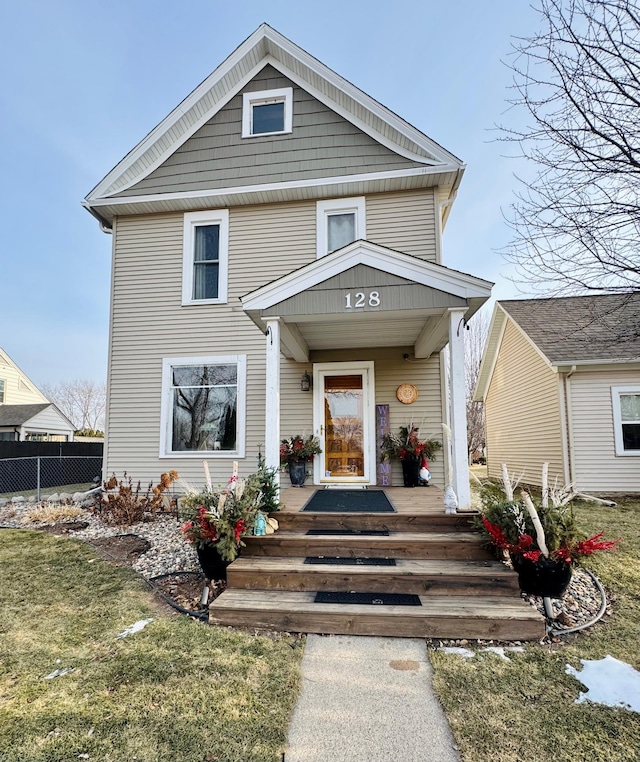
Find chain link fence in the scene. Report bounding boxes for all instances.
[0,456,103,500]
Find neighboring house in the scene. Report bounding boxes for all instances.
[83,24,492,509]
[0,348,76,441]
[475,294,640,493]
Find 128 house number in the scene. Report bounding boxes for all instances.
[344,291,381,309]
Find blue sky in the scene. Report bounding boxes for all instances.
[1,0,540,386]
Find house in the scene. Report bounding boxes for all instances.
[475,294,640,493]
[83,24,492,510]
[0,348,75,442]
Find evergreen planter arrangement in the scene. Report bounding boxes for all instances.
[380,424,441,488]
[179,460,280,578]
[477,465,620,600]
[280,434,322,488]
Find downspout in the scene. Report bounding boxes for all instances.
[561,366,577,486]
[99,220,113,235]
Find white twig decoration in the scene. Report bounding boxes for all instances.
[521,491,549,558]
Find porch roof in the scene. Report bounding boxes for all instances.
[241,241,493,360]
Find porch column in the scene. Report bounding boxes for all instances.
[264,318,281,486]
[449,309,471,511]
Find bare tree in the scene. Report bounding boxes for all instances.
[465,308,490,463]
[501,0,640,294]
[41,379,106,432]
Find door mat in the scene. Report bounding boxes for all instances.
[302,490,396,513]
[304,557,396,566]
[305,529,390,536]
[314,591,421,606]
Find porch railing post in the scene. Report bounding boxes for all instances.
[448,309,471,511]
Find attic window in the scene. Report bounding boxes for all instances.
[0,379,4,404]
[242,88,293,138]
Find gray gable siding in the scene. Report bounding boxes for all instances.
[262,265,467,317]
[115,66,424,197]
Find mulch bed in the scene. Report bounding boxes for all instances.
[89,534,151,564]
[150,572,227,613]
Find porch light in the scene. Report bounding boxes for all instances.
[300,371,312,392]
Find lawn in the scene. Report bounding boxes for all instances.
[0,530,303,762]
[430,499,640,762]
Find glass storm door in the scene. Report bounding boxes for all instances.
[314,363,374,484]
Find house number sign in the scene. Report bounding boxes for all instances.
[344,291,381,309]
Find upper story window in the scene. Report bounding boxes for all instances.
[612,386,640,455]
[242,87,293,138]
[0,379,4,403]
[160,355,246,458]
[316,197,366,258]
[182,210,229,305]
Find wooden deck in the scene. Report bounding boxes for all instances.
[209,485,545,640]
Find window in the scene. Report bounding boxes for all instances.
[316,197,366,258]
[160,356,246,458]
[242,88,293,138]
[0,431,17,441]
[611,386,640,455]
[182,210,229,305]
[0,379,4,403]
[25,432,68,442]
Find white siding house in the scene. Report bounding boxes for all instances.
[0,348,75,442]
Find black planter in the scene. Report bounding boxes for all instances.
[288,461,307,487]
[196,544,234,581]
[401,457,421,487]
[511,554,572,598]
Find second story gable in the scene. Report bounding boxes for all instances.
[84,24,464,236]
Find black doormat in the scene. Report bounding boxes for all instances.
[302,490,396,513]
[305,557,396,566]
[306,529,389,536]
[314,591,421,606]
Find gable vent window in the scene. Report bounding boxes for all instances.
[182,210,229,305]
[242,88,293,138]
[612,386,640,455]
[316,197,366,258]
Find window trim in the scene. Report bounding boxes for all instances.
[611,385,640,456]
[159,355,246,459]
[182,210,229,305]
[241,87,293,138]
[316,197,366,258]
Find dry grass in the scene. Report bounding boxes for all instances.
[20,505,86,525]
[431,498,640,762]
[0,530,303,762]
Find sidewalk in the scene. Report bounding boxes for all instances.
[285,635,461,762]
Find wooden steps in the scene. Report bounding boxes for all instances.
[228,557,521,596]
[209,494,545,641]
[242,531,492,560]
[209,590,545,640]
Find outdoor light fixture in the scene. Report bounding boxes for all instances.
[300,371,312,392]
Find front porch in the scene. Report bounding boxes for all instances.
[242,240,494,511]
[209,486,546,640]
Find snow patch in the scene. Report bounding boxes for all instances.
[566,655,640,713]
[440,646,525,661]
[441,647,475,658]
[44,667,75,680]
[115,618,154,639]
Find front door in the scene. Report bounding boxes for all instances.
[313,362,375,485]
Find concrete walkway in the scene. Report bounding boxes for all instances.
[285,635,461,762]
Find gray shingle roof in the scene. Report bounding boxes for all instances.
[0,404,51,427]
[499,293,640,363]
